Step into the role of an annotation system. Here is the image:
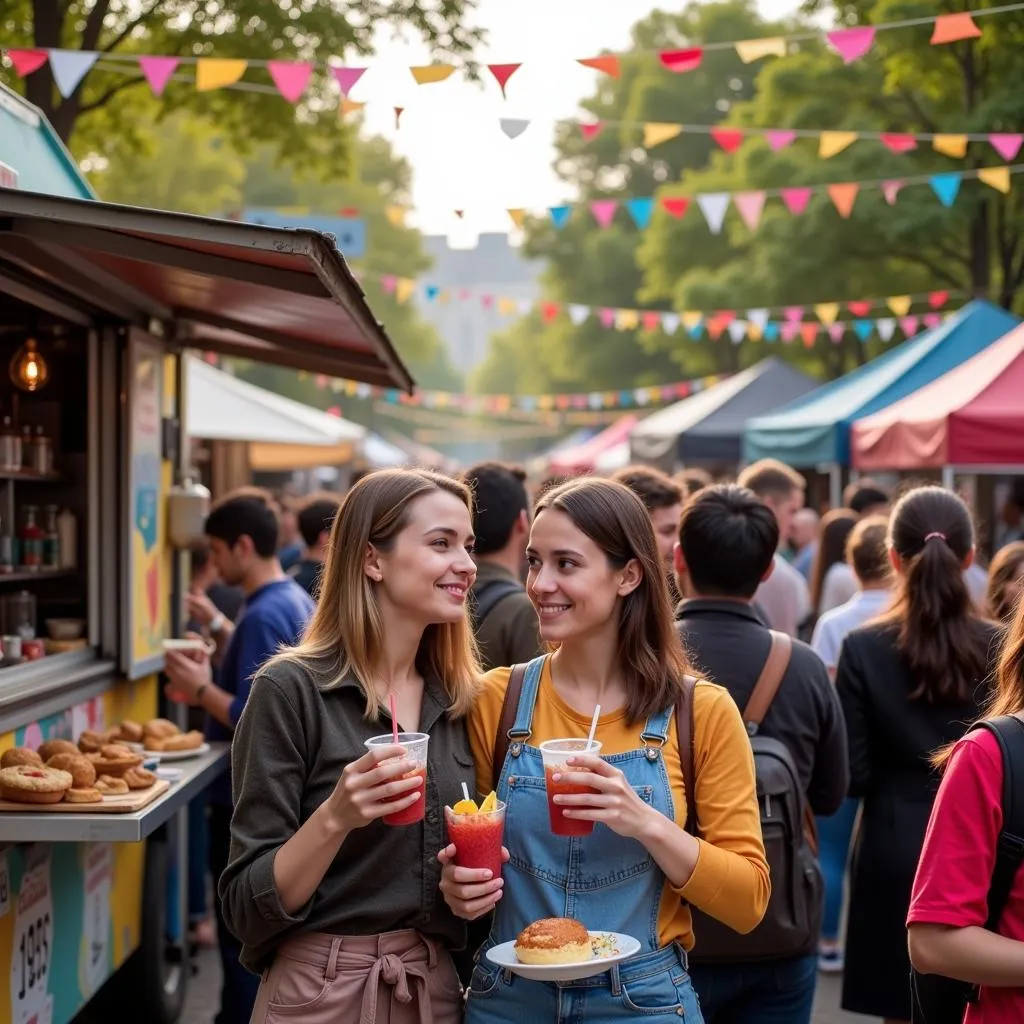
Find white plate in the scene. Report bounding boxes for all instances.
[485,932,641,982]
[142,743,210,762]
[162,637,215,655]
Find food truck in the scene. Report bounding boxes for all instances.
[0,83,412,1024]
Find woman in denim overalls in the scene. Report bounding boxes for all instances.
[440,479,770,1023]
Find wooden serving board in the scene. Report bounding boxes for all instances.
[0,778,169,814]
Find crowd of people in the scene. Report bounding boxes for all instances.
[165,459,1024,1024]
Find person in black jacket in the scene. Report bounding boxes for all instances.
[836,485,1002,1023]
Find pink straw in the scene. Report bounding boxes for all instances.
[389,693,399,744]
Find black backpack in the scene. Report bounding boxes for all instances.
[910,713,1024,1024]
[686,631,825,963]
[469,577,524,632]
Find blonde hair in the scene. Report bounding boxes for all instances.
[265,469,481,719]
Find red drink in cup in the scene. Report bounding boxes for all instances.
[539,738,603,837]
[365,732,429,826]
[445,797,505,879]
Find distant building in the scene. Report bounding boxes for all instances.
[416,233,542,371]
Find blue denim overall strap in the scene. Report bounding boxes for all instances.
[467,658,703,1022]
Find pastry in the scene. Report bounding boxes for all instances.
[146,730,204,753]
[64,787,103,804]
[78,730,106,754]
[143,718,180,741]
[38,738,79,761]
[95,775,129,795]
[100,743,134,759]
[46,753,97,789]
[117,720,144,743]
[123,766,157,790]
[514,918,592,966]
[89,748,143,777]
[1,747,43,769]
[0,765,73,804]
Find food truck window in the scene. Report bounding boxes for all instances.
[0,294,89,671]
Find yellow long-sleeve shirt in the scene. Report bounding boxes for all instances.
[468,659,771,950]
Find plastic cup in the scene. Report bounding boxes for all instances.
[365,732,429,826]
[539,738,603,836]
[444,800,506,879]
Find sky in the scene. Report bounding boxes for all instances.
[361,0,806,242]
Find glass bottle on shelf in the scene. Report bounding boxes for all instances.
[20,505,44,571]
[42,505,59,569]
[33,425,53,475]
[0,513,13,574]
[0,416,19,472]
[20,424,33,471]
[57,507,77,570]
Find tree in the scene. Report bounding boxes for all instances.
[472,1,787,395]
[639,0,1024,378]
[0,0,483,162]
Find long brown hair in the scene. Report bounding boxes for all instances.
[880,486,988,704]
[536,478,689,724]
[263,469,481,719]
[935,593,1023,768]
[987,542,1024,622]
[809,507,858,613]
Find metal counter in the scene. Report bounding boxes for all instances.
[0,741,229,843]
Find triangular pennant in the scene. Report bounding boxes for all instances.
[500,118,530,140]
[930,172,962,206]
[828,322,845,343]
[819,130,857,159]
[386,206,406,227]
[454,210,465,220]
[541,301,561,324]
[598,308,616,328]
[899,315,920,337]
[395,278,416,303]
[881,179,904,205]
[332,66,365,96]
[660,197,690,219]
[814,302,840,325]
[780,187,813,215]
[748,321,763,342]
[826,26,876,63]
[196,58,247,92]
[410,64,455,85]
[641,311,662,332]
[876,317,896,341]
[930,12,981,44]
[765,129,796,151]
[847,300,872,317]
[929,290,949,309]
[734,37,787,63]
[643,122,683,148]
[567,304,590,326]
[625,197,655,229]
[762,322,779,342]
[880,133,917,154]
[139,55,179,96]
[577,56,620,78]
[681,311,703,331]
[747,308,769,330]
[516,298,533,315]
[616,309,640,330]
[710,127,744,154]
[590,200,618,228]
[580,122,604,140]
[707,319,726,342]
[887,295,912,316]
[828,182,859,218]
[923,312,942,329]
[487,63,521,97]
[853,319,874,341]
[989,134,1024,161]
[424,285,441,302]
[783,306,804,323]
[697,193,730,234]
[548,205,571,229]
[733,191,766,231]
[978,166,1012,194]
[498,297,517,316]
[780,321,800,344]
[801,322,820,347]
[393,107,404,129]
[659,48,703,73]
[340,97,366,116]
[661,313,680,335]
[6,49,48,77]
[728,320,749,344]
[267,61,313,103]
[48,49,98,98]
[932,134,968,158]
[507,208,526,230]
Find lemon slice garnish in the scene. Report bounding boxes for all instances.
[479,790,498,813]
[452,798,479,815]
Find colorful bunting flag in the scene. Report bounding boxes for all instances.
[989,134,1023,161]
[819,131,857,159]
[828,323,845,343]
[500,118,530,139]
[734,37,787,63]
[710,127,745,154]
[590,200,618,228]
[393,106,404,129]
[880,133,917,154]
[567,304,589,325]
[488,63,521,97]
[781,187,812,215]
[697,193,730,234]
[899,315,919,337]
[929,291,949,309]
[196,58,247,92]
[876,318,896,341]
[48,49,98,98]
[826,27,876,63]
[930,172,962,206]
[931,12,981,44]
[410,64,455,85]
[643,122,683,148]
[625,197,655,229]
[734,191,766,231]
[139,55,179,95]
[887,295,912,316]
[979,166,1011,194]
[386,206,407,227]
[814,303,840,325]
[6,49,48,76]
[659,48,703,73]
[766,130,796,151]
[932,134,968,158]
[580,122,604,140]
[828,182,859,217]
[332,66,365,95]
[268,60,312,102]
[848,300,872,317]
[881,179,904,205]
[507,208,526,230]
[578,56,620,78]
[661,197,690,219]
[549,205,572,229]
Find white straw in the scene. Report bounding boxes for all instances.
[587,705,601,749]
[462,781,471,802]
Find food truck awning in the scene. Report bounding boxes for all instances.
[0,188,414,390]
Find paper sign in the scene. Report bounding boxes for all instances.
[79,844,113,997]
[10,849,54,1024]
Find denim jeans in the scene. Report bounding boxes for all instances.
[689,953,817,1024]
[208,804,260,1024]
[816,797,859,941]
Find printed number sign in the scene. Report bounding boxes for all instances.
[10,851,54,1024]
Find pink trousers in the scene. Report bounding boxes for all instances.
[249,929,463,1024]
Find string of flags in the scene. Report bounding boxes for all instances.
[2,5,1020,102]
